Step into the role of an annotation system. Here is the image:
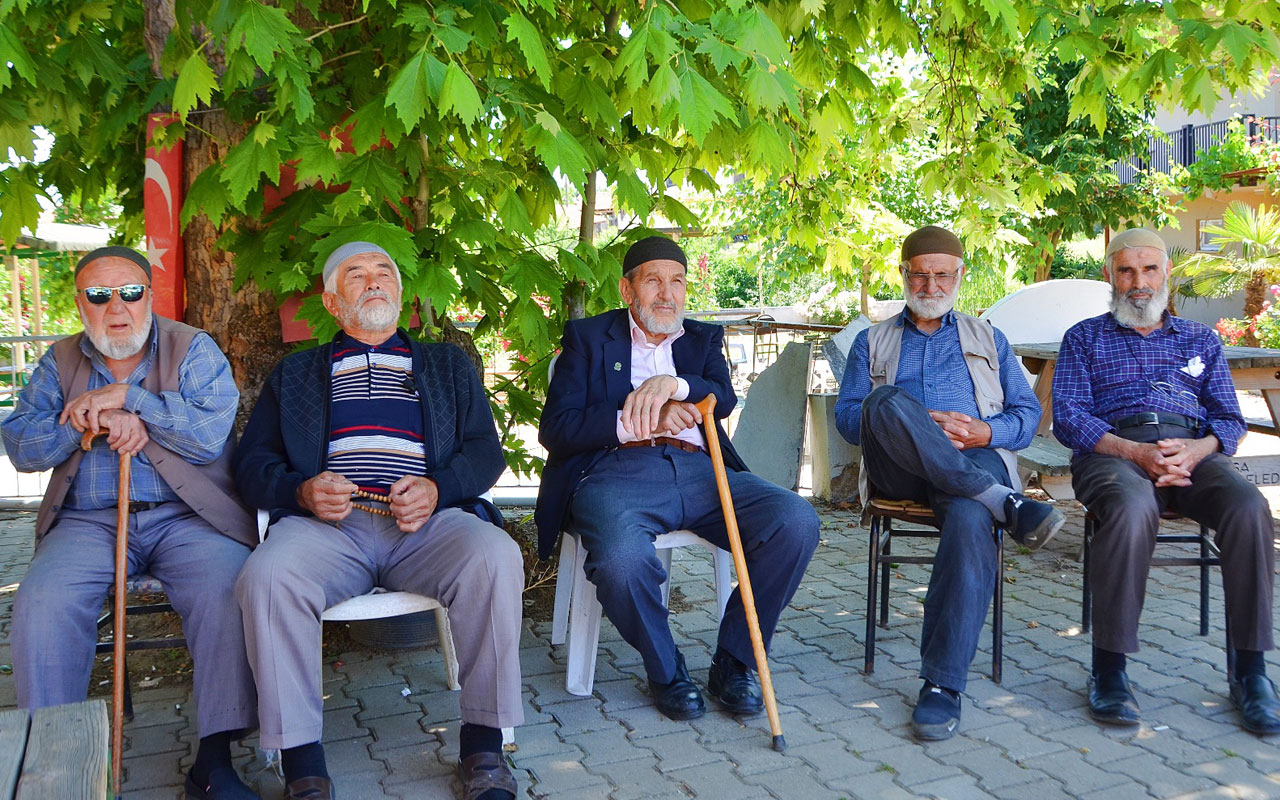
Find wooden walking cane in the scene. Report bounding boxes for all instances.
[82,429,130,799]
[693,395,786,752]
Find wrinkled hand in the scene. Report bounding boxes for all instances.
[388,475,439,532]
[1149,437,1216,487]
[621,375,680,440]
[297,471,357,522]
[928,410,992,450]
[60,383,131,434]
[656,400,700,436]
[96,409,149,456]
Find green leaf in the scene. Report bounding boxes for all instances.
[505,11,552,89]
[527,115,590,186]
[497,188,533,236]
[220,131,284,207]
[744,64,788,111]
[745,120,791,168]
[173,51,218,123]
[312,221,419,275]
[616,27,650,94]
[648,62,680,109]
[409,262,461,311]
[0,24,38,88]
[503,252,562,305]
[433,24,473,55]
[696,36,744,74]
[227,0,300,71]
[385,49,439,129]
[739,7,788,66]
[0,171,43,247]
[439,62,482,125]
[352,98,410,154]
[339,152,408,211]
[180,167,229,229]
[678,68,735,144]
[293,135,343,187]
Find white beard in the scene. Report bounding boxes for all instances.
[339,289,401,330]
[1110,281,1169,329]
[904,287,958,321]
[634,302,684,335]
[81,305,153,360]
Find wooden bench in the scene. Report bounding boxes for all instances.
[1016,434,1074,500]
[0,699,108,799]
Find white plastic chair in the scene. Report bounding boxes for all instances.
[550,529,734,697]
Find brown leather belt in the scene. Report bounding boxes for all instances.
[617,436,703,454]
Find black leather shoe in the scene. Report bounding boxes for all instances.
[284,776,334,800]
[1230,674,1280,735]
[1088,669,1141,726]
[707,648,764,716]
[184,767,260,799]
[648,651,706,720]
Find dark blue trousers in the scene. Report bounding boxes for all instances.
[861,385,1010,692]
[569,445,820,683]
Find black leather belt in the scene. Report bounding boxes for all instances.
[121,501,165,513]
[1113,412,1198,430]
[617,436,704,454]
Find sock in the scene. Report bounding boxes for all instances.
[1092,647,1126,676]
[459,723,503,759]
[191,731,235,787]
[1235,649,1267,679]
[923,680,960,698]
[281,741,329,784]
[975,485,1013,523]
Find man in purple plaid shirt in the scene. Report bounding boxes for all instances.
[1053,227,1279,735]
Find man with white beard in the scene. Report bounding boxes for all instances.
[1,246,260,798]
[1053,228,1280,735]
[234,241,524,799]
[834,225,1062,741]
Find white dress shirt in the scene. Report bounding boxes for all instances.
[615,311,706,449]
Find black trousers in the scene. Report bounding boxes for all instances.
[1072,423,1275,654]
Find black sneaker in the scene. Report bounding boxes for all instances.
[1003,492,1064,551]
[911,682,961,741]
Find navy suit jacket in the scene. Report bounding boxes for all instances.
[534,309,747,558]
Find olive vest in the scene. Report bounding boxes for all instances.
[34,316,255,547]
[859,311,1021,502]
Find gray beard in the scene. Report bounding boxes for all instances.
[339,290,400,330]
[904,289,957,321]
[1110,282,1169,329]
[80,305,153,360]
[634,304,684,335]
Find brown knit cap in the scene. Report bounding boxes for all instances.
[901,225,963,262]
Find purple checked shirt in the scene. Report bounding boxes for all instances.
[1051,312,1245,456]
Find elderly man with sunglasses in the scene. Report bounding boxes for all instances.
[1053,228,1280,735]
[834,225,1064,741]
[1,246,260,798]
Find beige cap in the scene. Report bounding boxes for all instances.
[1105,228,1167,260]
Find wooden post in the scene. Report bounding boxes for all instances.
[7,254,22,374]
[30,256,42,360]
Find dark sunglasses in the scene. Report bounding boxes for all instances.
[81,284,149,304]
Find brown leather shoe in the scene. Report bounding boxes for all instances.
[284,776,334,800]
[457,751,517,800]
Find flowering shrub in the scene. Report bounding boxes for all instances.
[798,282,860,326]
[1217,284,1280,347]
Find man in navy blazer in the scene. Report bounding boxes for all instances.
[536,236,819,721]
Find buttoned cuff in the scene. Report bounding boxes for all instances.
[1205,421,1239,456]
[985,416,1016,451]
[672,377,690,402]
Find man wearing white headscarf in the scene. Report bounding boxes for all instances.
[234,240,524,799]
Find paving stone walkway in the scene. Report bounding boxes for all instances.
[0,499,1277,799]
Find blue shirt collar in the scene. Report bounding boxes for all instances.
[1104,310,1179,334]
[897,308,957,333]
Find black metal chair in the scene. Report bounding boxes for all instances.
[94,574,187,719]
[864,497,1005,683]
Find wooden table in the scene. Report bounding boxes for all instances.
[0,699,109,799]
[1015,342,1280,492]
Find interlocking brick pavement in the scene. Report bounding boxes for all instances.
[1,495,1279,799]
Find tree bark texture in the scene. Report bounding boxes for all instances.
[181,113,290,430]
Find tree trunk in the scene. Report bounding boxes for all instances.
[860,259,869,316]
[1033,227,1062,284]
[1242,271,1267,347]
[565,169,597,321]
[181,114,290,429]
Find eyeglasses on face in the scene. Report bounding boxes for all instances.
[81,285,149,305]
[905,271,959,288]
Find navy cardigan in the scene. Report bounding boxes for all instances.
[234,330,505,524]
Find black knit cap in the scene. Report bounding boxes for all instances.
[901,225,963,262]
[75,246,152,280]
[622,236,687,277]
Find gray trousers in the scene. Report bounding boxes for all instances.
[1073,424,1276,654]
[11,502,257,736]
[236,507,525,750]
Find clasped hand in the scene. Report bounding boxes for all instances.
[620,375,701,439]
[929,410,992,450]
[297,471,438,531]
[1135,438,1210,487]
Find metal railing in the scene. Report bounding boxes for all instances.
[1114,115,1280,184]
[0,335,64,502]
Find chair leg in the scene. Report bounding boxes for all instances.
[564,540,601,697]
[1081,514,1093,634]
[1225,614,1236,681]
[123,654,134,722]
[1198,523,1211,637]
[712,547,733,621]
[435,607,461,691]
[657,548,674,610]
[550,534,577,646]
[879,519,892,628]
[992,526,1003,685]
[865,515,881,675]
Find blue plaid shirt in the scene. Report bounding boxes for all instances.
[1051,312,1245,456]
[834,310,1040,450]
[0,321,238,509]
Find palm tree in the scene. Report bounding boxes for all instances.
[1175,202,1280,345]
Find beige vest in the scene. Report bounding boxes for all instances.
[858,311,1021,502]
[34,317,256,547]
